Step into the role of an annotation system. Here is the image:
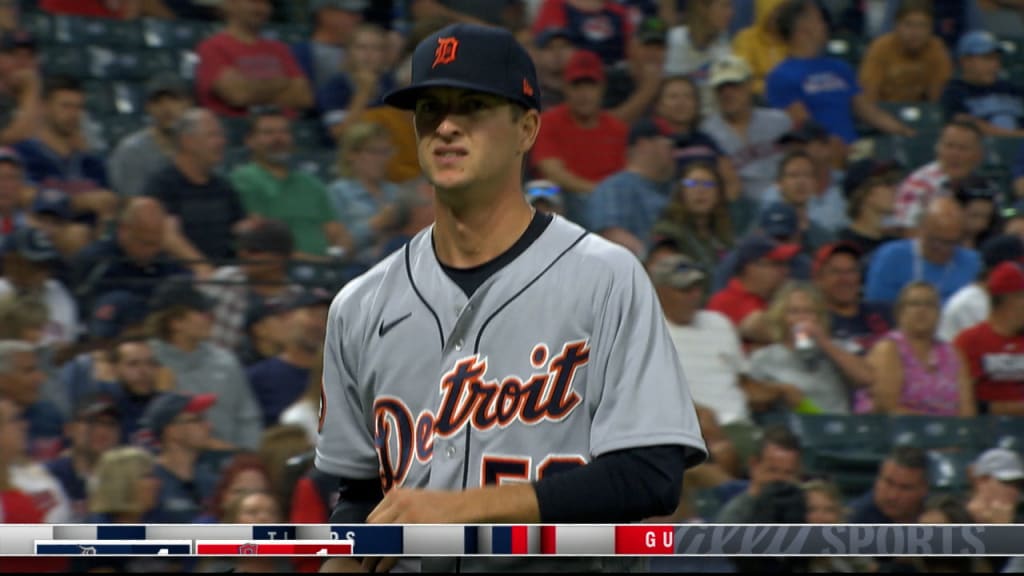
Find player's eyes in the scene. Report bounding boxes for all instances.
[415,101,442,116]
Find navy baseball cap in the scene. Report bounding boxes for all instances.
[735,235,801,271]
[140,392,216,438]
[759,202,799,239]
[2,227,59,263]
[32,188,73,220]
[777,121,830,145]
[89,290,149,340]
[955,174,1000,203]
[958,30,1003,57]
[981,234,1024,270]
[149,281,211,313]
[843,158,903,198]
[534,27,572,48]
[628,117,672,145]
[384,23,541,111]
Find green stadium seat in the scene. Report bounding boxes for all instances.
[985,136,1021,167]
[790,414,890,490]
[112,81,146,116]
[262,24,311,45]
[53,15,143,47]
[691,488,724,521]
[295,148,339,182]
[878,102,945,133]
[24,11,52,43]
[927,450,972,494]
[222,147,251,173]
[222,118,251,148]
[293,120,325,149]
[83,81,116,115]
[890,415,980,453]
[987,416,1024,451]
[999,37,1024,66]
[142,18,215,49]
[40,46,88,78]
[97,114,146,151]
[875,132,941,169]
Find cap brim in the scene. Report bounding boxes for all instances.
[711,75,749,88]
[184,393,217,414]
[384,79,536,111]
[767,243,801,261]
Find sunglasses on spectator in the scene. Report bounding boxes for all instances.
[682,178,717,189]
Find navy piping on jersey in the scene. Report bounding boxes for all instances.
[404,242,445,350]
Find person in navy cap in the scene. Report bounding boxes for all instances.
[712,202,814,292]
[0,30,40,147]
[0,226,77,344]
[837,157,903,259]
[942,30,1024,136]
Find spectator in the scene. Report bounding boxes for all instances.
[893,120,985,230]
[221,491,290,572]
[760,150,838,245]
[247,289,330,428]
[258,424,313,516]
[649,251,768,437]
[143,108,246,266]
[39,0,172,19]
[0,31,42,146]
[711,202,814,292]
[966,448,1022,523]
[589,117,676,256]
[837,158,902,258]
[881,0,983,52]
[1002,199,1024,237]
[203,219,303,355]
[195,0,314,118]
[108,73,191,199]
[954,174,1001,249]
[954,261,1024,415]
[651,162,734,285]
[45,398,122,522]
[327,122,404,264]
[0,227,78,345]
[532,28,575,110]
[652,76,742,202]
[663,0,735,114]
[0,147,28,238]
[765,0,913,146]
[13,76,117,225]
[804,479,878,572]
[772,122,844,222]
[70,197,190,314]
[702,55,793,203]
[0,340,63,462]
[1015,143,1024,200]
[915,495,980,573]
[279,349,324,445]
[107,340,161,442]
[866,281,975,415]
[601,17,666,124]
[715,426,802,522]
[292,0,367,97]
[320,24,396,142]
[147,281,263,450]
[813,242,893,356]
[531,0,634,65]
[732,0,788,95]
[859,0,953,103]
[238,295,295,367]
[866,197,982,304]
[0,396,44,523]
[532,50,628,226]
[4,398,72,522]
[524,179,565,216]
[230,108,353,258]
[140,392,221,523]
[199,452,272,523]
[940,234,1023,342]
[27,187,92,260]
[849,445,929,523]
[707,234,800,343]
[943,30,1024,136]
[748,281,875,414]
[86,446,161,523]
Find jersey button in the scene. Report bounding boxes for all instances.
[445,445,457,458]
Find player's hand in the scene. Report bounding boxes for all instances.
[367,487,472,524]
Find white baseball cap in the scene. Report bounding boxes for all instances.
[710,55,752,88]
[974,448,1024,482]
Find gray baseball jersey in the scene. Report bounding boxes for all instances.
[316,215,707,570]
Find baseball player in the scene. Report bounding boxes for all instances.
[317,23,708,572]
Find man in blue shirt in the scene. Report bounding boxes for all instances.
[942,30,1024,137]
[865,196,981,304]
[588,117,676,256]
[850,446,929,523]
[45,397,122,522]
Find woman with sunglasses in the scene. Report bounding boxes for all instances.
[651,161,733,294]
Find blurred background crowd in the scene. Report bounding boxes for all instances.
[1,0,1024,572]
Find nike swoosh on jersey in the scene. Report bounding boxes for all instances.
[378,312,412,337]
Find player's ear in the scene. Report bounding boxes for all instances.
[518,108,541,155]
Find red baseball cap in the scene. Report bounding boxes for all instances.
[564,50,605,83]
[812,242,863,275]
[987,261,1024,296]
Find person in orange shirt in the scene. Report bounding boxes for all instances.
[732,0,788,95]
[859,0,953,102]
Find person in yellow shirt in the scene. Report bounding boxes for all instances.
[858,0,953,103]
[732,0,788,95]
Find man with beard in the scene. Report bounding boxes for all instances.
[230,107,352,258]
[246,289,331,427]
[108,73,191,199]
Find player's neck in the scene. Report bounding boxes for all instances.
[433,190,534,269]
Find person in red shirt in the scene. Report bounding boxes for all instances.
[532,49,627,226]
[707,234,799,343]
[196,0,314,118]
[954,261,1024,416]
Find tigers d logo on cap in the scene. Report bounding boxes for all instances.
[433,37,459,68]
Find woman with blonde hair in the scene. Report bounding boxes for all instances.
[87,446,161,523]
[864,281,974,416]
[326,121,404,265]
[748,282,874,414]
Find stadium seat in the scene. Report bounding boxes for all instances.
[293,120,325,150]
[889,415,981,453]
[262,23,312,45]
[926,450,972,494]
[95,114,146,151]
[222,147,251,173]
[295,148,339,182]
[874,132,941,169]
[985,136,1021,167]
[40,46,88,78]
[790,414,890,496]
[222,119,251,148]
[112,81,146,116]
[142,18,215,49]
[987,416,1024,451]
[83,81,116,115]
[690,488,724,521]
[52,15,143,47]
[877,102,944,134]
[999,37,1024,66]
[24,10,53,43]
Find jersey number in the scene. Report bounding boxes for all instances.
[481,454,587,486]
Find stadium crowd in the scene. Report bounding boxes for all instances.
[1,0,1024,572]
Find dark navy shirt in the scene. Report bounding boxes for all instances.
[246,357,310,428]
[13,139,109,192]
[151,462,219,524]
[942,78,1024,131]
[848,490,896,524]
[70,238,189,317]
[45,456,87,521]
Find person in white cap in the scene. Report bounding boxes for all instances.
[967,447,1023,523]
